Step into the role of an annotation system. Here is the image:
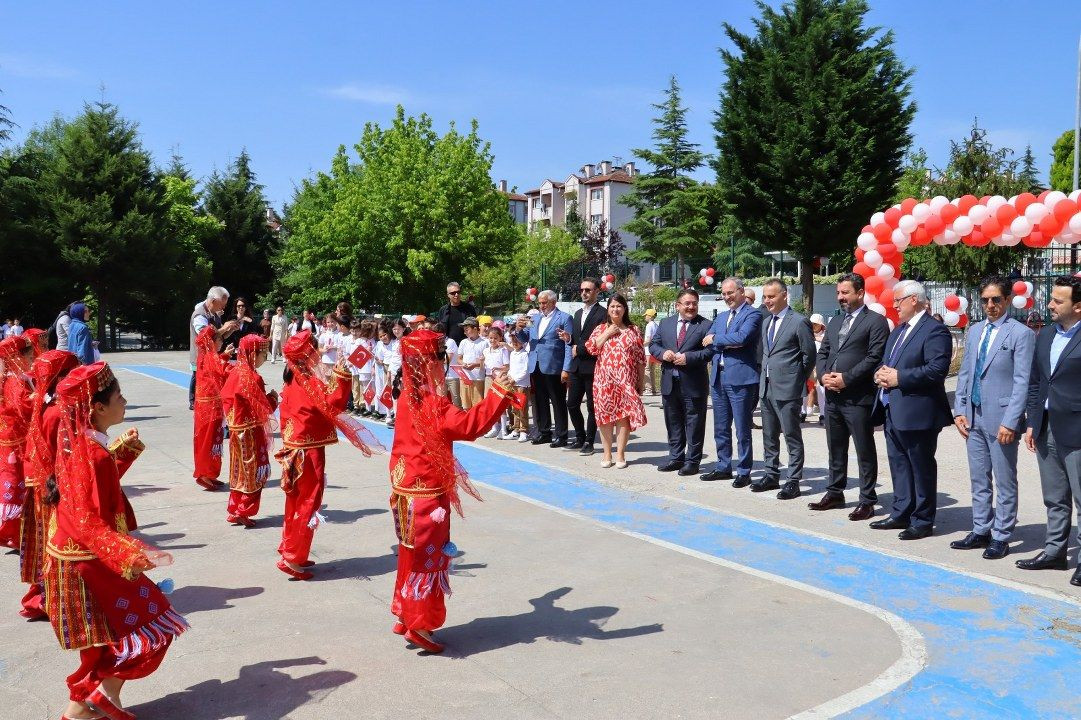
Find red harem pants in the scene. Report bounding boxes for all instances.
[18,488,47,616]
[278,447,326,565]
[66,640,172,702]
[391,493,452,632]
[192,406,223,481]
[0,451,26,548]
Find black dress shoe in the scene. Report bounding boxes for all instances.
[1071,567,1081,587]
[530,435,552,445]
[1015,552,1068,571]
[808,493,844,511]
[777,480,801,500]
[869,517,908,530]
[898,526,932,540]
[700,469,733,482]
[848,502,875,521]
[750,478,780,492]
[982,540,1009,559]
[579,443,595,456]
[731,475,752,489]
[658,461,683,472]
[549,438,568,448]
[568,439,585,450]
[677,464,700,476]
[950,532,991,550]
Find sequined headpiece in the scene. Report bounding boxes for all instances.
[56,362,116,402]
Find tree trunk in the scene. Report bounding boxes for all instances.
[801,255,815,314]
[677,252,685,285]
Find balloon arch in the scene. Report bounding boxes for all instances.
[850,189,1081,329]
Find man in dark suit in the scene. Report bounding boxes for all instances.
[869,280,953,540]
[527,289,574,447]
[1018,274,1081,587]
[809,273,889,520]
[701,277,762,485]
[559,277,608,456]
[756,279,816,499]
[649,288,713,476]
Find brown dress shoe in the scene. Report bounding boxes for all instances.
[808,494,844,511]
[848,502,875,521]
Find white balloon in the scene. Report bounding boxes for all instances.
[1012,295,1028,310]
[932,233,949,245]
[1045,191,1067,208]
[1069,213,1081,235]
[992,235,1010,246]
[1010,216,1033,237]
[998,233,1021,247]
[891,204,902,211]
[968,204,990,225]
[870,211,886,227]
[891,228,908,244]
[704,276,714,285]
[1024,202,1049,222]
[893,235,910,251]
[952,217,974,236]
[857,232,877,251]
[864,249,883,268]
[1008,195,1018,206]
[898,215,917,234]
[868,302,887,316]
[877,263,895,279]
[1070,190,1081,202]
[950,198,961,206]
[986,195,1007,211]
[957,297,969,313]
[1024,281,1034,297]
[943,311,960,327]
[887,319,896,332]
[929,196,949,213]
[912,204,932,223]
[1060,231,1079,244]
[942,229,960,245]
[699,268,708,277]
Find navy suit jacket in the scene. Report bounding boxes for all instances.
[528,308,574,375]
[1026,323,1081,446]
[648,314,713,398]
[871,313,953,431]
[707,302,762,388]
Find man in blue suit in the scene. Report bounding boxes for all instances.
[951,276,1034,560]
[869,280,953,540]
[701,277,762,485]
[528,289,574,447]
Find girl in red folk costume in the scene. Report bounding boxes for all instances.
[0,335,36,549]
[24,327,49,357]
[19,350,79,620]
[275,331,382,580]
[193,326,231,491]
[388,328,515,654]
[221,335,278,527]
[45,362,187,720]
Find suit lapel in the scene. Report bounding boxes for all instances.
[1050,326,1081,378]
[981,319,1008,373]
[894,314,931,365]
[838,309,868,350]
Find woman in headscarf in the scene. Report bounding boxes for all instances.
[0,335,35,549]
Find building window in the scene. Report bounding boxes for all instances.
[591,188,603,201]
[659,263,673,281]
[590,214,602,227]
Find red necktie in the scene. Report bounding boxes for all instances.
[677,320,687,348]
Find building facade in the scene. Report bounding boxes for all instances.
[497,179,528,224]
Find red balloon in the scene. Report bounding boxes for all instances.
[1053,198,1078,224]
[979,195,992,205]
[873,223,892,242]
[925,216,945,236]
[705,268,715,277]
[939,203,960,224]
[862,224,874,234]
[855,248,865,262]
[995,204,1018,225]
[698,277,707,286]
[981,217,1003,239]
[969,230,990,247]
[884,207,903,228]
[911,227,930,246]
[1015,192,1037,214]
[1037,190,1050,204]
[1039,215,1063,238]
[877,288,893,307]
[865,275,885,295]
[853,262,873,278]
[1023,230,1049,248]
[892,253,904,273]
[1012,280,1028,296]
[877,242,898,262]
[958,195,979,214]
[887,308,900,325]
[944,295,961,311]
[900,198,918,214]
[956,314,969,329]
[1025,296,1035,309]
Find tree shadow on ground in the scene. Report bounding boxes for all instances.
[132,656,356,720]
[167,585,265,615]
[437,586,663,658]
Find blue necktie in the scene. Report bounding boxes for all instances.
[971,324,993,407]
[880,324,909,407]
[767,314,779,351]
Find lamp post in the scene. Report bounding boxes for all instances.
[1072,31,1080,271]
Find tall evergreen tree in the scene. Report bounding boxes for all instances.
[202,150,277,304]
[1017,144,1043,194]
[1050,130,1077,193]
[565,199,586,241]
[714,0,915,311]
[0,90,12,143]
[621,75,711,283]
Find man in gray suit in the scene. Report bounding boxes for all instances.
[755,279,816,499]
[951,276,1034,560]
[1019,274,1081,587]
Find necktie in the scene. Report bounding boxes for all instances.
[767,314,780,350]
[971,324,993,407]
[838,313,853,343]
[676,320,687,348]
[880,324,910,406]
[726,308,736,330]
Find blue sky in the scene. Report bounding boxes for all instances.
[2,1,1079,209]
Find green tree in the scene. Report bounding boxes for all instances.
[0,90,12,143]
[1050,130,1077,193]
[202,150,277,305]
[714,0,915,311]
[274,107,518,313]
[712,215,771,277]
[565,199,586,241]
[622,75,711,282]
[467,224,583,310]
[1017,144,1043,194]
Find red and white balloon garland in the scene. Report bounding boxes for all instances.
[524,286,538,302]
[697,267,717,286]
[854,189,1081,327]
[601,273,616,291]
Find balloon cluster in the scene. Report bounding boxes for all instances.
[941,294,971,328]
[525,286,538,302]
[601,273,616,291]
[697,267,717,286]
[1009,280,1036,311]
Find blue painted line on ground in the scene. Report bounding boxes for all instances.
[117,365,1081,719]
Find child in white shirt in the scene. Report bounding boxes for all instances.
[482,326,510,438]
[507,331,531,441]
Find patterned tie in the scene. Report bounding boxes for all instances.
[676,319,687,348]
[880,323,909,407]
[971,324,993,407]
[838,313,853,344]
[726,307,737,330]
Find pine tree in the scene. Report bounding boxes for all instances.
[1017,144,1043,194]
[714,0,915,311]
[0,90,12,143]
[621,75,710,283]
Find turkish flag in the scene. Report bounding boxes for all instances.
[363,382,376,405]
[450,364,474,386]
[509,391,527,410]
[348,344,373,370]
[379,385,394,410]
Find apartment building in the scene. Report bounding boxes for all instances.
[497,179,528,224]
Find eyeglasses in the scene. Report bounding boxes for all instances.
[981,296,1005,305]
[892,294,914,307]
[448,291,460,295]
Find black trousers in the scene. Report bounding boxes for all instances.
[532,370,569,440]
[189,372,197,407]
[662,376,707,465]
[567,371,596,445]
[884,413,940,530]
[824,401,879,503]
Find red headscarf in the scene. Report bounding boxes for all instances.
[23,328,47,359]
[24,350,78,485]
[234,334,273,426]
[194,325,228,423]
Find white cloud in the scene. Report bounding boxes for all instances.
[0,53,77,80]
[321,83,412,105]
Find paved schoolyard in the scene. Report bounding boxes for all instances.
[0,351,1078,719]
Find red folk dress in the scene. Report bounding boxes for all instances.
[193,327,228,483]
[0,371,33,548]
[221,360,277,521]
[585,324,647,430]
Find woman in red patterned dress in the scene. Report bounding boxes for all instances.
[0,335,35,549]
[45,362,186,720]
[193,326,231,491]
[585,294,646,469]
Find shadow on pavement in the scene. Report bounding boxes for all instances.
[125,484,170,499]
[311,552,398,581]
[168,584,265,615]
[438,586,663,658]
[133,656,356,720]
